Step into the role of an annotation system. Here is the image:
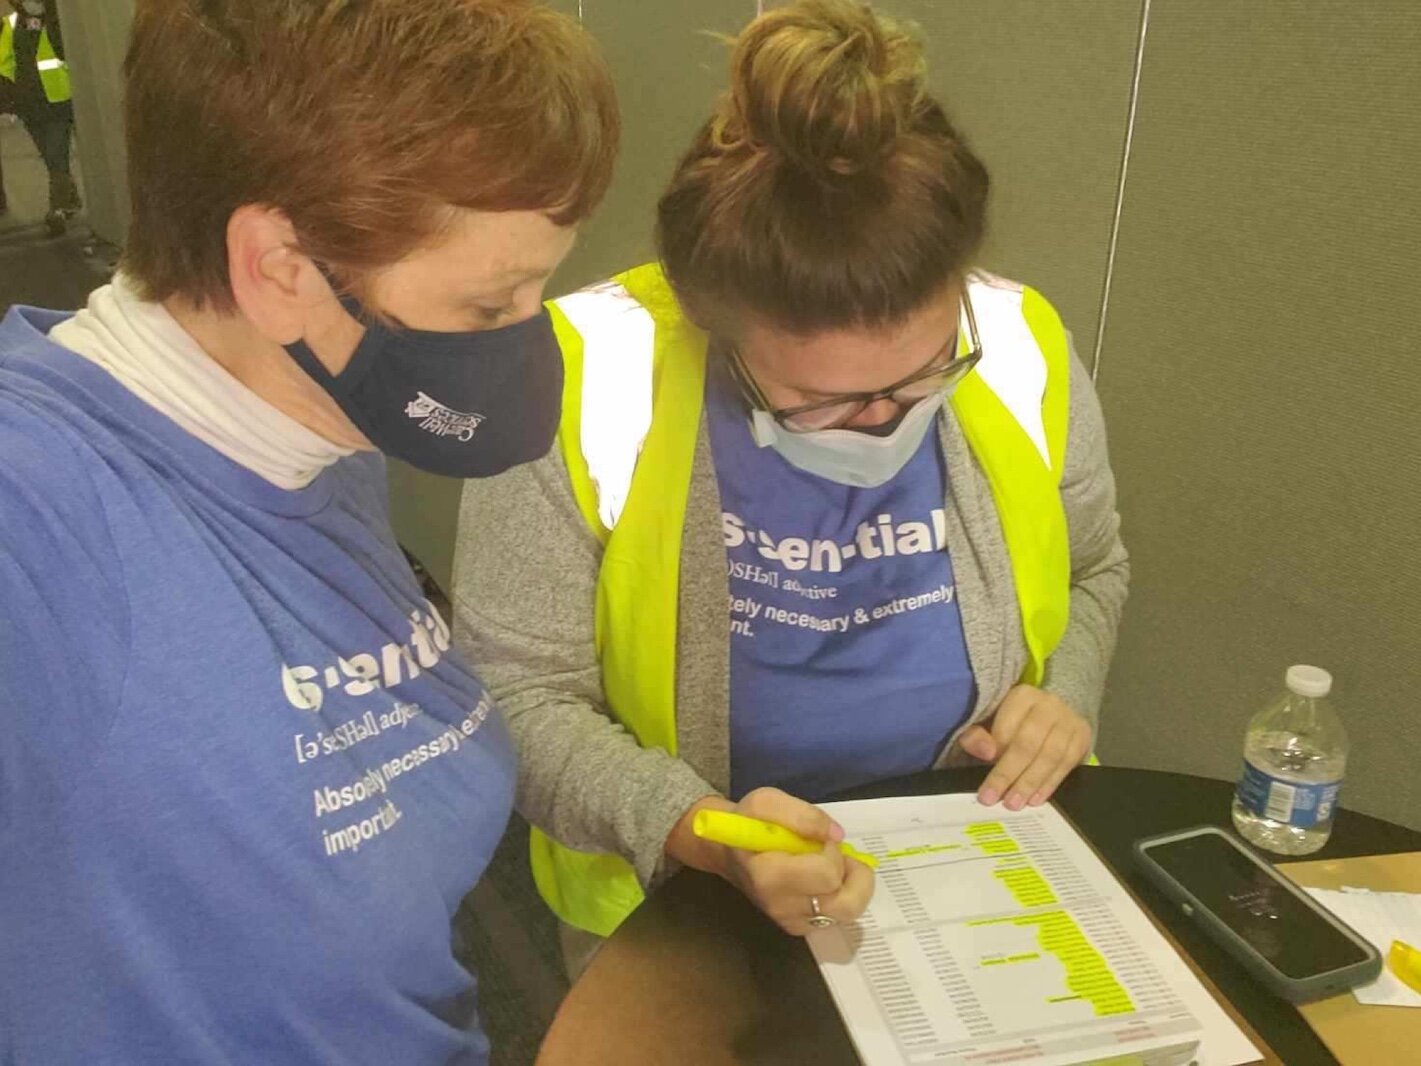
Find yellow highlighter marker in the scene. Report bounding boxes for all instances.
[692,809,879,869]
[1389,940,1421,995]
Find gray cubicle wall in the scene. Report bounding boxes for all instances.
[892,0,1145,357]
[39,0,1421,834]
[56,0,135,245]
[390,0,1142,598]
[392,0,1421,831]
[1092,0,1421,830]
[389,0,747,586]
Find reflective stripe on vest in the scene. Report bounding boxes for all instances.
[533,263,1070,937]
[536,263,708,937]
[570,272,1058,530]
[948,274,1072,678]
[0,16,71,104]
[966,276,1052,466]
[552,282,656,530]
[0,17,14,82]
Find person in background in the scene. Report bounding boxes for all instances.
[0,17,14,218]
[0,1,616,1062]
[452,0,1128,977]
[0,0,80,234]
[0,63,12,216]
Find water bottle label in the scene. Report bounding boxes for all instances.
[1236,761,1341,828]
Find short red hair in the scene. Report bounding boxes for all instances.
[122,0,619,310]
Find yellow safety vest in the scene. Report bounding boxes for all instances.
[533,262,1072,936]
[0,14,72,105]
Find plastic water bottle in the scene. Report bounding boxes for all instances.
[1232,665,1347,855]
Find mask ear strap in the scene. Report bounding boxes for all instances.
[726,345,775,416]
[748,408,782,448]
[310,260,368,323]
[283,262,369,389]
[283,337,339,389]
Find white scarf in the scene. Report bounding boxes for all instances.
[49,275,352,489]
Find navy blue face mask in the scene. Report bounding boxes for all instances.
[284,288,563,479]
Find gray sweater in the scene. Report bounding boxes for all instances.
[450,348,1127,890]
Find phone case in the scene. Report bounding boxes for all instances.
[1132,826,1382,1004]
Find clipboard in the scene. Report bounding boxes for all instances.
[1278,851,1421,1066]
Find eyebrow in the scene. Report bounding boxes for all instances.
[782,331,959,398]
[457,271,550,306]
[472,269,550,292]
[459,290,514,307]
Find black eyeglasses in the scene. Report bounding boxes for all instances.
[727,294,983,432]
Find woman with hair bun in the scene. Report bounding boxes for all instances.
[453,0,1127,974]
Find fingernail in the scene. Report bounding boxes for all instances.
[1029,791,1046,807]
[828,821,845,842]
[979,788,1000,806]
[1005,793,1026,811]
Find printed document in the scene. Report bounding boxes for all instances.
[810,794,1262,1066]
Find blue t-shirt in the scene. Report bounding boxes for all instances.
[706,367,977,801]
[0,308,515,1065]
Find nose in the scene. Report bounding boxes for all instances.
[844,396,904,429]
[505,281,554,325]
[511,293,547,323]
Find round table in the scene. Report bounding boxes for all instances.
[537,766,1421,1066]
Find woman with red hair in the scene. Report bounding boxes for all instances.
[0,2,617,1061]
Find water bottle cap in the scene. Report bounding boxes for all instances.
[1286,664,1333,698]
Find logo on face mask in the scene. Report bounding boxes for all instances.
[404,392,485,442]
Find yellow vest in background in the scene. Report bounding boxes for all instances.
[0,14,73,105]
[532,262,1072,937]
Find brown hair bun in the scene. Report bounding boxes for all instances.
[658,0,988,336]
[720,0,926,179]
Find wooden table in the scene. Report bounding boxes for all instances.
[538,766,1421,1066]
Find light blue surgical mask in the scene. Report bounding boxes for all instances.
[749,392,946,488]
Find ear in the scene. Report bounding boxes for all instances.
[226,204,330,346]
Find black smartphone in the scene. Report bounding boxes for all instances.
[1133,825,1381,1003]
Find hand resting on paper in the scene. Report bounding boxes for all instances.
[959,684,1093,810]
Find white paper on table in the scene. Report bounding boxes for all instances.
[1305,887,1421,1007]
[809,795,1261,1066]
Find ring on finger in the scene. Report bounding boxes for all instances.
[808,895,836,929]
